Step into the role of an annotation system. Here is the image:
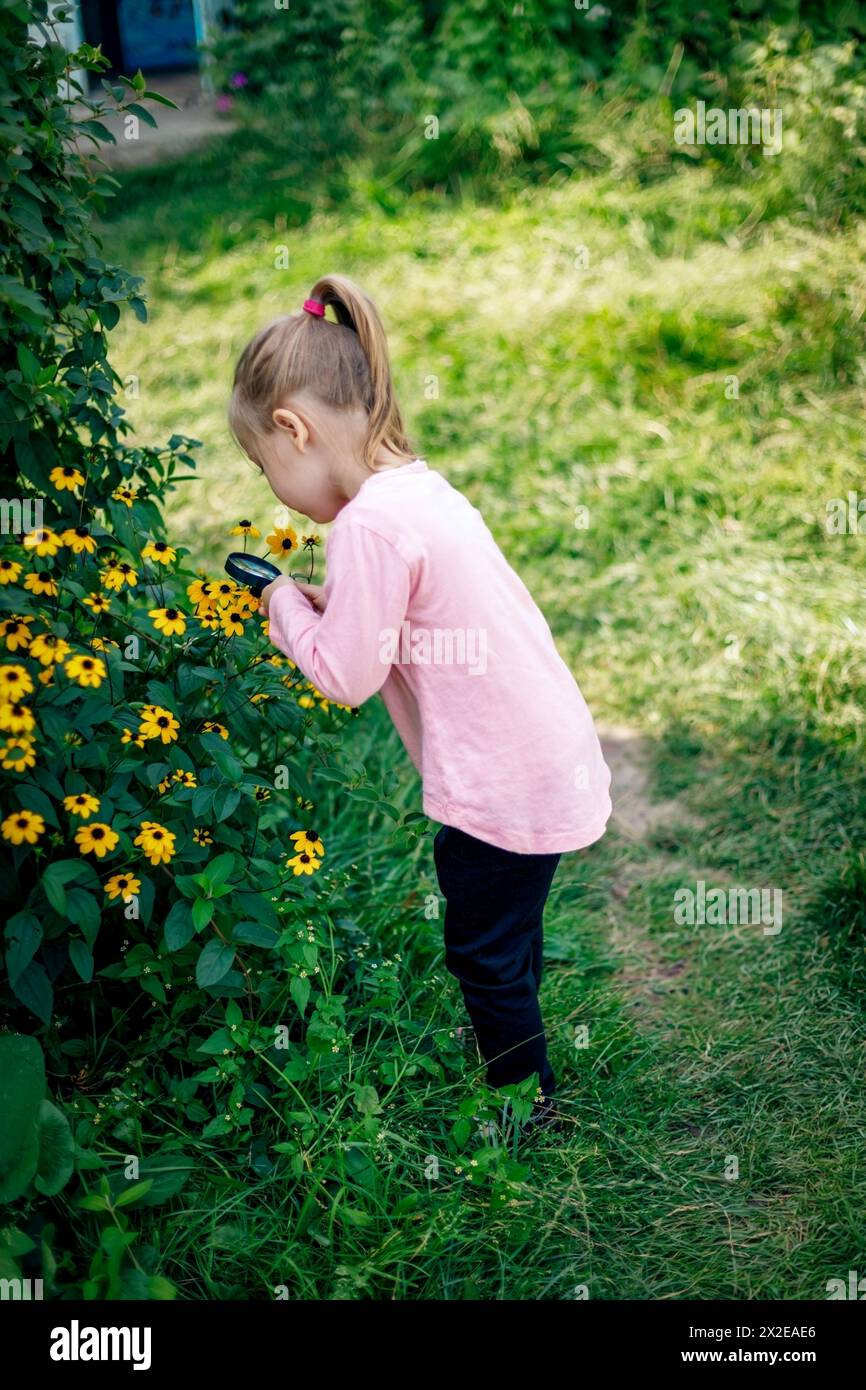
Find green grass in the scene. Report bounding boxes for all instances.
[75,113,866,1299]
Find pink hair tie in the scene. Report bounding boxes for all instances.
[302,298,325,317]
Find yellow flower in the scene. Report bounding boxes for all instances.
[0,736,36,772]
[229,520,260,537]
[193,827,213,845]
[63,792,100,819]
[134,820,176,865]
[120,727,147,748]
[0,664,33,702]
[187,578,214,607]
[91,636,118,653]
[0,617,32,652]
[289,829,325,858]
[141,539,177,565]
[101,561,138,591]
[82,592,111,614]
[287,850,322,876]
[1,807,45,845]
[250,692,270,704]
[22,528,62,557]
[24,570,59,598]
[149,606,186,637]
[253,786,271,801]
[0,702,35,735]
[75,822,119,858]
[29,632,72,665]
[0,558,22,584]
[173,768,196,787]
[266,526,298,557]
[302,534,321,548]
[64,653,107,688]
[49,465,85,492]
[298,694,316,710]
[202,720,229,740]
[157,774,172,794]
[138,705,180,743]
[61,526,97,554]
[220,607,246,638]
[104,871,141,902]
[112,484,139,507]
[211,579,237,609]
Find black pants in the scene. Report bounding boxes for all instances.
[433,823,562,1098]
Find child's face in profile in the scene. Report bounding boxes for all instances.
[252,404,344,524]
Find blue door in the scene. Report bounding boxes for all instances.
[117,0,198,72]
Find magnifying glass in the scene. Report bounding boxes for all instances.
[224,551,285,597]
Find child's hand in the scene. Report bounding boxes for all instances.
[292,582,327,614]
[258,575,296,616]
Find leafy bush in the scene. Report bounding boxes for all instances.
[0,0,411,1297]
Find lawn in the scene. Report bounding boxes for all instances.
[87,116,866,1298]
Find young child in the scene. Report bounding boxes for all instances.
[229,274,613,1134]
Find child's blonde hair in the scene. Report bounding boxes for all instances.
[229,273,417,473]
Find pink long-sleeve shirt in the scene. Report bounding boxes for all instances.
[267,457,612,854]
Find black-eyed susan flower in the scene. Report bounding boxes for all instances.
[173,768,196,787]
[75,821,119,858]
[134,820,176,865]
[211,579,237,609]
[64,792,100,819]
[298,694,316,710]
[90,636,118,654]
[61,526,97,555]
[141,539,176,565]
[22,528,62,557]
[101,560,138,591]
[120,726,147,749]
[0,617,32,652]
[287,849,322,876]
[1,736,36,772]
[289,828,325,859]
[0,702,35,735]
[229,520,260,537]
[295,795,314,811]
[138,705,180,744]
[220,608,247,638]
[24,570,59,598]
[157,773,172,794]
[192,826,213,845]
[1,807,45,845]
[0,664,33,702]
[149,607,186,637]
[253,786,271,802]
[37,667,55,687]
[82,593,111,615]
[266,525,298,557]
[202,720,229,740]
[112,484,139,507]
[250,692,270,704]
[49,465,86,492]
[0,558,22,584]
[64,653,107,688]
[104,871,141,902]
[186,578,214,607]
[302,534,321,548]
[29,632,72,665]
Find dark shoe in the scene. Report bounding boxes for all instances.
[519,1095,566,1136]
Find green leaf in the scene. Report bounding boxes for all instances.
[4,910,42,987]
[201,732,244,780]
[67,938,94,984]
[212,786,241,822]
[201,851,237,888]
[12,961,53,1026]
[290,975,310,1018]
[0,1035,44,1203]
[195,940,235,988]
[192,897,215,932]
[232,919,278,948]
[33,1100,75,1197]
[114,1179,154,1207]
[164,899,194,951]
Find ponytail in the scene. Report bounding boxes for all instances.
[229,273,417,473]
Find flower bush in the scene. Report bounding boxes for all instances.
[0,1,424,1298]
